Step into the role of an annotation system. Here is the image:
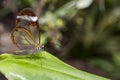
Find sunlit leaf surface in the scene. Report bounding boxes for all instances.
[0,51,110,80]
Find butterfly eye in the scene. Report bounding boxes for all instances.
[11,8,40,51]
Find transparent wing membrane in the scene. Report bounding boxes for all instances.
[10,8,41,53]
[11,25,40,48]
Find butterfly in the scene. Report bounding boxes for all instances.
[11,8,43,53]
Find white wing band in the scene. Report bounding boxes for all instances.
[17,15,38,22]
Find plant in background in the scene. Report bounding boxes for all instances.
[38,0,120,79]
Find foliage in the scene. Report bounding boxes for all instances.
[0,51,110,80]
[0,0,120,80]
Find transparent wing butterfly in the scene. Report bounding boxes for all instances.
[11,8,43,53]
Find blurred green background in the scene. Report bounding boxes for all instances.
[0,0,120,80]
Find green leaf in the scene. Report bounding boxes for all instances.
[0,51,110,80]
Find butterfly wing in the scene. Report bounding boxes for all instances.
[11,8,40,50]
